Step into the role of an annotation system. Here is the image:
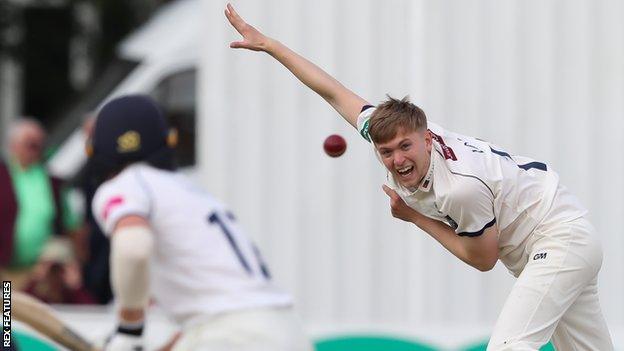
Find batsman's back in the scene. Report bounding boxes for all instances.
[92,163,292,324]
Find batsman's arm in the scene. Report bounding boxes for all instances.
[110,215,153,325]
[225,3,368,128]
[101,215,153,350]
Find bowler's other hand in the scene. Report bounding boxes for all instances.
[382,185,419,223]
[225,3,270,52]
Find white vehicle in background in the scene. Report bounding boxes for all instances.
[48,0,200,180]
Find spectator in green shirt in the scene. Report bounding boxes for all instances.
[0,118,81,291]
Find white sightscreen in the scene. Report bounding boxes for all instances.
[198,0,624,344]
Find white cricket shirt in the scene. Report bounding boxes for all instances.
[92,163,292,324]
[358,107,587,274]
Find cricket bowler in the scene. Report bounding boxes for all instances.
[225,4,614,350]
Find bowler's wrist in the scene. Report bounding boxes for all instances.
[409,211,425,227]
[265,38,281,54]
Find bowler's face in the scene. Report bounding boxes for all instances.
[375,128,432,190]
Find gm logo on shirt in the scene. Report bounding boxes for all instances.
[533,252,547,261]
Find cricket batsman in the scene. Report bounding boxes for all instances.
[88,95,312,351]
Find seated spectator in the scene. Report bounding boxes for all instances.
[0,118,82,292]
[24,238,95,304]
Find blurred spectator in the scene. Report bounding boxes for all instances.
[24,237,95,304]
[0,118,83,292]
[79,115,113,304]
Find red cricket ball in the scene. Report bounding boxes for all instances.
[323,134,347,157]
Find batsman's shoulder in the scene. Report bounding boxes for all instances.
[93,167,150,219]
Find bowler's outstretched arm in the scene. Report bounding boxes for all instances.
[225,3,368,128]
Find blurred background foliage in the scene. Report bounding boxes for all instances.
[0,0,172,130]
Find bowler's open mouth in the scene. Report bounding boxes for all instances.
[397,165,414,177]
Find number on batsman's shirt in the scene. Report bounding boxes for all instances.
[93,163,291,323]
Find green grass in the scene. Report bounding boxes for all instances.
[314,335,556,351]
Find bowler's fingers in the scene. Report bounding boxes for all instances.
[225,4,252,49]
[382,185,398,199]
[224,9,241,34]
[229,40,247,49]
[382,185,401,209]
[382,184,391,196]
[225,4,246,34]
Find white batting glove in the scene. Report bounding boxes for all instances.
[104,325,144,351]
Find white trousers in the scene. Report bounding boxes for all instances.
[172,306,313,351]
[488,217,614,351]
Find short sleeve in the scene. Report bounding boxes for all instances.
[441,178,496,237]
[356,105,375,142]
[92,171,151,235]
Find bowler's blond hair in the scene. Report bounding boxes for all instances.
[369,96,427,144]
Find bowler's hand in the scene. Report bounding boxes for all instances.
[382,185,420,223]
[225,3,271,52]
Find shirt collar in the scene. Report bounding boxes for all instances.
[417,151,435,192]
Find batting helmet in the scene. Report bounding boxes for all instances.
[87,95,178,177]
